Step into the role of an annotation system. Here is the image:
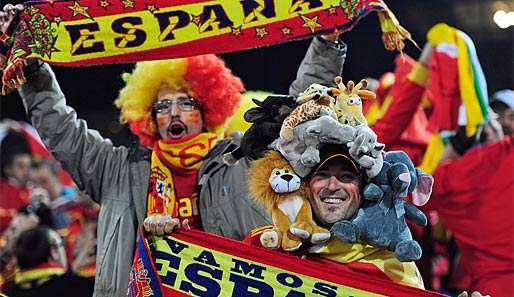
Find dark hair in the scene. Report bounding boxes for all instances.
[490,100,509,114]
[31,159,60,177]
[14,227,52,269]
[0,131,31,178]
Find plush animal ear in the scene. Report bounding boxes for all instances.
[412,169,434,206]
[252,98,265,107]
[244,107,267,123]
[358,90,377,100]
[296,93,317,104]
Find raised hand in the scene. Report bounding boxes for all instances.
[0,4,23,34]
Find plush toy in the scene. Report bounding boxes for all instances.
[249,150,330,251]
[333,76,376,126]
[272,115,355,177]
[239,95,298,160]
[331,151,434,262]
[279,83,338,141]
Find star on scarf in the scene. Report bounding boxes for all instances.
[279,25,293,37]
[328,5,338,16]
[191,14,202,26]
[66,2,92,19]
[299,13,322,33]
[42,43,61,59]
[51,14,63,26]
[98,0,111,9]
[145,3,158,14]
[122,0,135,9]
[231,26,243,38]
[255,27,268,39]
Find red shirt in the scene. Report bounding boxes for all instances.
[372,56,430,166]
[0,179,30,233]
[423,136,514,296]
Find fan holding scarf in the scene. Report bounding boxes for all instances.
[114,56,244,233]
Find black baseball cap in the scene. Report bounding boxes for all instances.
[311,144,362,177]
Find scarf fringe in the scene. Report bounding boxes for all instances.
[378,9,420,53]
[2,57,26,95]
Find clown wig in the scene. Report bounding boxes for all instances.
[114,54,244,147]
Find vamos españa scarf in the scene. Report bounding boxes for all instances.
[146,133,217,229]
[1,0,414,94]
[129,228,444,297]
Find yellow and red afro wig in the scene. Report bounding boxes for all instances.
[114,54,244,147]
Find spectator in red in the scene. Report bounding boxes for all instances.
[369,44,433,166]
[29,159,78,232]
[0,131,32,233]
[423,135,513,296]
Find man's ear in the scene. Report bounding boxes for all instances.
[244,108,267,123]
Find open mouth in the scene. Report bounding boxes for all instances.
[320,196,347,204]
[168,121,187,139]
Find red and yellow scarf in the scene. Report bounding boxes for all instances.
[146,133,217,229]
[14,263,65,288]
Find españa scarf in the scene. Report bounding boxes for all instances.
[0,0,414,94]
[246,226,425,289]
[130,227,443,297]
[146,133,217,229]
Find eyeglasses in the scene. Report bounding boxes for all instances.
[152,97,199,114]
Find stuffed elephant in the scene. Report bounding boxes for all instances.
[331,151,434,262]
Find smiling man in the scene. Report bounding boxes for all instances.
[246,144,425,289]
[307,144,364,228]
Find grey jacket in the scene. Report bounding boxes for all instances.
[18,36,346,297]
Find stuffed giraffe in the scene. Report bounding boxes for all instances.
[279,84,338,141]
[333,76,376,126]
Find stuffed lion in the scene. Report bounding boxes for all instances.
[249,150,330,251]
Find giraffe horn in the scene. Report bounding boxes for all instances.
[354,79,367,92]
[347,80,355,93]
[334,76,346,92]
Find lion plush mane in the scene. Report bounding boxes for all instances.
[249,150,310,210]
[249,150,330,251]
